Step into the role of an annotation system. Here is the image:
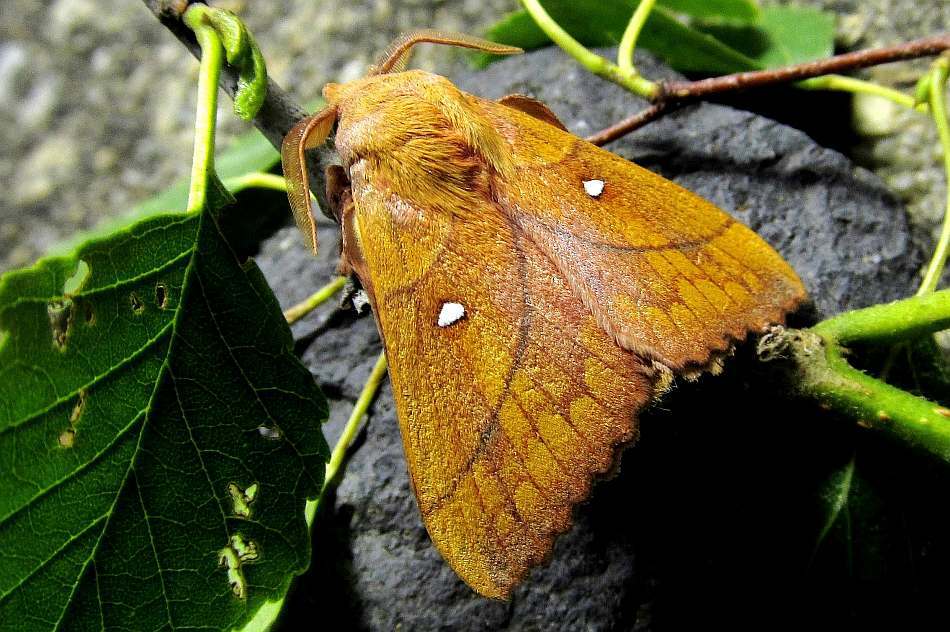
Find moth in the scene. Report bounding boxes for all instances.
[281,31,806,598]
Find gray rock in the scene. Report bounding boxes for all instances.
[766,0,949,268]
[257,48,922,630]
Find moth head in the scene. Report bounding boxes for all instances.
[280,30,520,255]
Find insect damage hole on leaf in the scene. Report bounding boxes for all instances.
[80,299,95,326]
[46,299,73,351]
[155,282,169,309]
[58,389,87,448]
[62,259,90,294]
[218,533,260,599]
[129,291,144,314]
[257,424,282,440]
[227,482,259,519]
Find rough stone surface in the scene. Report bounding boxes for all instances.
[256,48,924,630]
[766,0,949,256]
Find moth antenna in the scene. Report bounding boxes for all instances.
[280,107,337,255]
[370,29,522,75]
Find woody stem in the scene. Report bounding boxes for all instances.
[140,0,334,213]
[592,34,950,144]
[662,35,950,100]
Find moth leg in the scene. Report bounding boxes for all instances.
[325,164,350,225]
[334,176,357,278]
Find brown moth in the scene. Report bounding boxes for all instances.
[281,31,806,598]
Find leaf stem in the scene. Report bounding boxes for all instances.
[814,335,950,460]
[305,351,389,523]
[223,172,290,194]
[918,54,950,295]
[183,6,224,214]
[760,326,950,463]
[283,275,348,325]
[797,74,925,112]
[810,289,950,344]
[519,0,659,99]
[618,0,657,76]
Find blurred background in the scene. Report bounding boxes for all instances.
[0,0,947,272]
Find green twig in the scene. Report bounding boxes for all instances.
[222,172,290,194]
[617,0,656,77]
[818,339,950,460]
[918,55,950,295]
[798,74,925,112]
[810,289,950,344]
[519,0,659,99]
[283,275,348,325]
[305,351,389,523]
[183,6,224,213]
[759,324,950,463]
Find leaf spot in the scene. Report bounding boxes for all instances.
[227,482,259,519]
[583,179,605,197]
[437,301,466,327]
[218,534,260,599]
[58,428,75,448]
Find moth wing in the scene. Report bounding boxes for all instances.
[482,101,807,371]
[345,168,654,599]
[497,94,568,131]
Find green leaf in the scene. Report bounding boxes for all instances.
[813,455,856,554]
[0,202,328,630]
[202,8,269,120]
[700,6,836,69]
[642,6,761,73]
[478,1,760,74]
[661,0,760,24]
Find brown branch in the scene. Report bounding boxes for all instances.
[585,102,678,146]
[663,34,950,100]
[140,0,334,214]
[588,34,950,143]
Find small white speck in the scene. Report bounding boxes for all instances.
[437,302,466,327]
[583,179,605,197]
[352,289,370,313]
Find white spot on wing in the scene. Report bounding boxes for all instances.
[437,302,466,327]
[583,179,605,197]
